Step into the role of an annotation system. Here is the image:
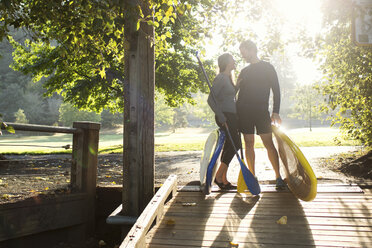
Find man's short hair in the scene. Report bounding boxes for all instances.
[240,40,257,53]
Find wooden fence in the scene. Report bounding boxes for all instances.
[0,121,100,245]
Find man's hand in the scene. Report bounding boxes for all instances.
[271,113,282,126]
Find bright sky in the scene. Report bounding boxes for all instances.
[206,0,323,85]
[273,0,323,37]
[275,0,323,85]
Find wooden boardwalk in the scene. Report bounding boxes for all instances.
[144,184,372,248]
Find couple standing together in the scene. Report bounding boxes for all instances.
[207,40,286,190]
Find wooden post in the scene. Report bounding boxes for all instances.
[123,0,155,217]
[71,121,100,236]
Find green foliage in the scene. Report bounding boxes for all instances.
[0,113,3,135]
[188,92,215,127]
[155,90,174,128]
[289,84,323,124]
[155,90,217,129]
[100,109,122,129]
[172,107,188,130]
[316,0,372,146]
[0,113,15,135]
[58,102,101,127]
[1,0,214,113]
[0,31,62,125]
[14,108,28,123]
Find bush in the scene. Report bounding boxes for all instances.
[101,109,123,129]
[14,109,29,124]
[59,102,101,127]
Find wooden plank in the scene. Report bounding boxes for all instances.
[121,175,177,248]
[167,195,371,206]
[164,205,372,217]
[172,195,372,203]
[146,237,371,248]
[0,193,88,241]
[164,211,371,219]
[159,214,372,226]
[171,196,372,205]
[146,229,372,244]
[2,122,78,134]
[364,188,372,194]
[178,184,364,193]
[165,198,371,211]
[146,244,312,248]
[152,223,372,235]
[0,193,87,210]
[175,191,372,198]
[153,216,372,230]
[166,200,371,210]
[259,185,363,193]
[144,186,372,248]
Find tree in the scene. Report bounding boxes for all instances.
[0,0,296,113]
[14,108,28,123]
[188,92,215,127]
[172,107,188,132]
[269,50,297,118]
[289,83,323,131]
[315,0,372,146]
[59,102,101,127]
[0,0,215,114]
[0,30,62,125]
[154,90,174,128]
[100,109,123,129]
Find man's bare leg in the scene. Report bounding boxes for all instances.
[260,133,280,179]
[243,134,255,175]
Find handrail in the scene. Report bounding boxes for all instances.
[120,174,177,248]
[1,122,80,134]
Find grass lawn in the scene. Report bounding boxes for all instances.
[0,127,360,155]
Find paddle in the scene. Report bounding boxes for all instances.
[196,52,260,195]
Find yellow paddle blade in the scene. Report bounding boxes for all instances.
[237,160,252,194]
[237,170,247,193]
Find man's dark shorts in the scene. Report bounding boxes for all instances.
[238,107,272,135]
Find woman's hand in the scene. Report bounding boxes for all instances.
[271,113,282,126]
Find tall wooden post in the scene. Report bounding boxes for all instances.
[123,0,155,217]
[71,121,100,237]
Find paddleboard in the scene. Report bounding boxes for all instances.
[200,129,225,194]
[272,125,317,201]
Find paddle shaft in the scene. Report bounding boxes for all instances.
[196,52,243,162]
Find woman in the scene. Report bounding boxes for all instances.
[207,53,241,190]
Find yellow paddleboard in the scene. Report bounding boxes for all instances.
[272,126,317,201]
[238,126,317,201]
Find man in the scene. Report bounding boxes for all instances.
[237,40,286,189]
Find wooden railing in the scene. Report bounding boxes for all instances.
[120,174,177,248]
[2,122,80,134]
[0,121,100,243]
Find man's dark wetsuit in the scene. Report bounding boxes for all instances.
[237,61,280,134]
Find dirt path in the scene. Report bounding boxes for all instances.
[0,146,367,204]
[155,146,362,185]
